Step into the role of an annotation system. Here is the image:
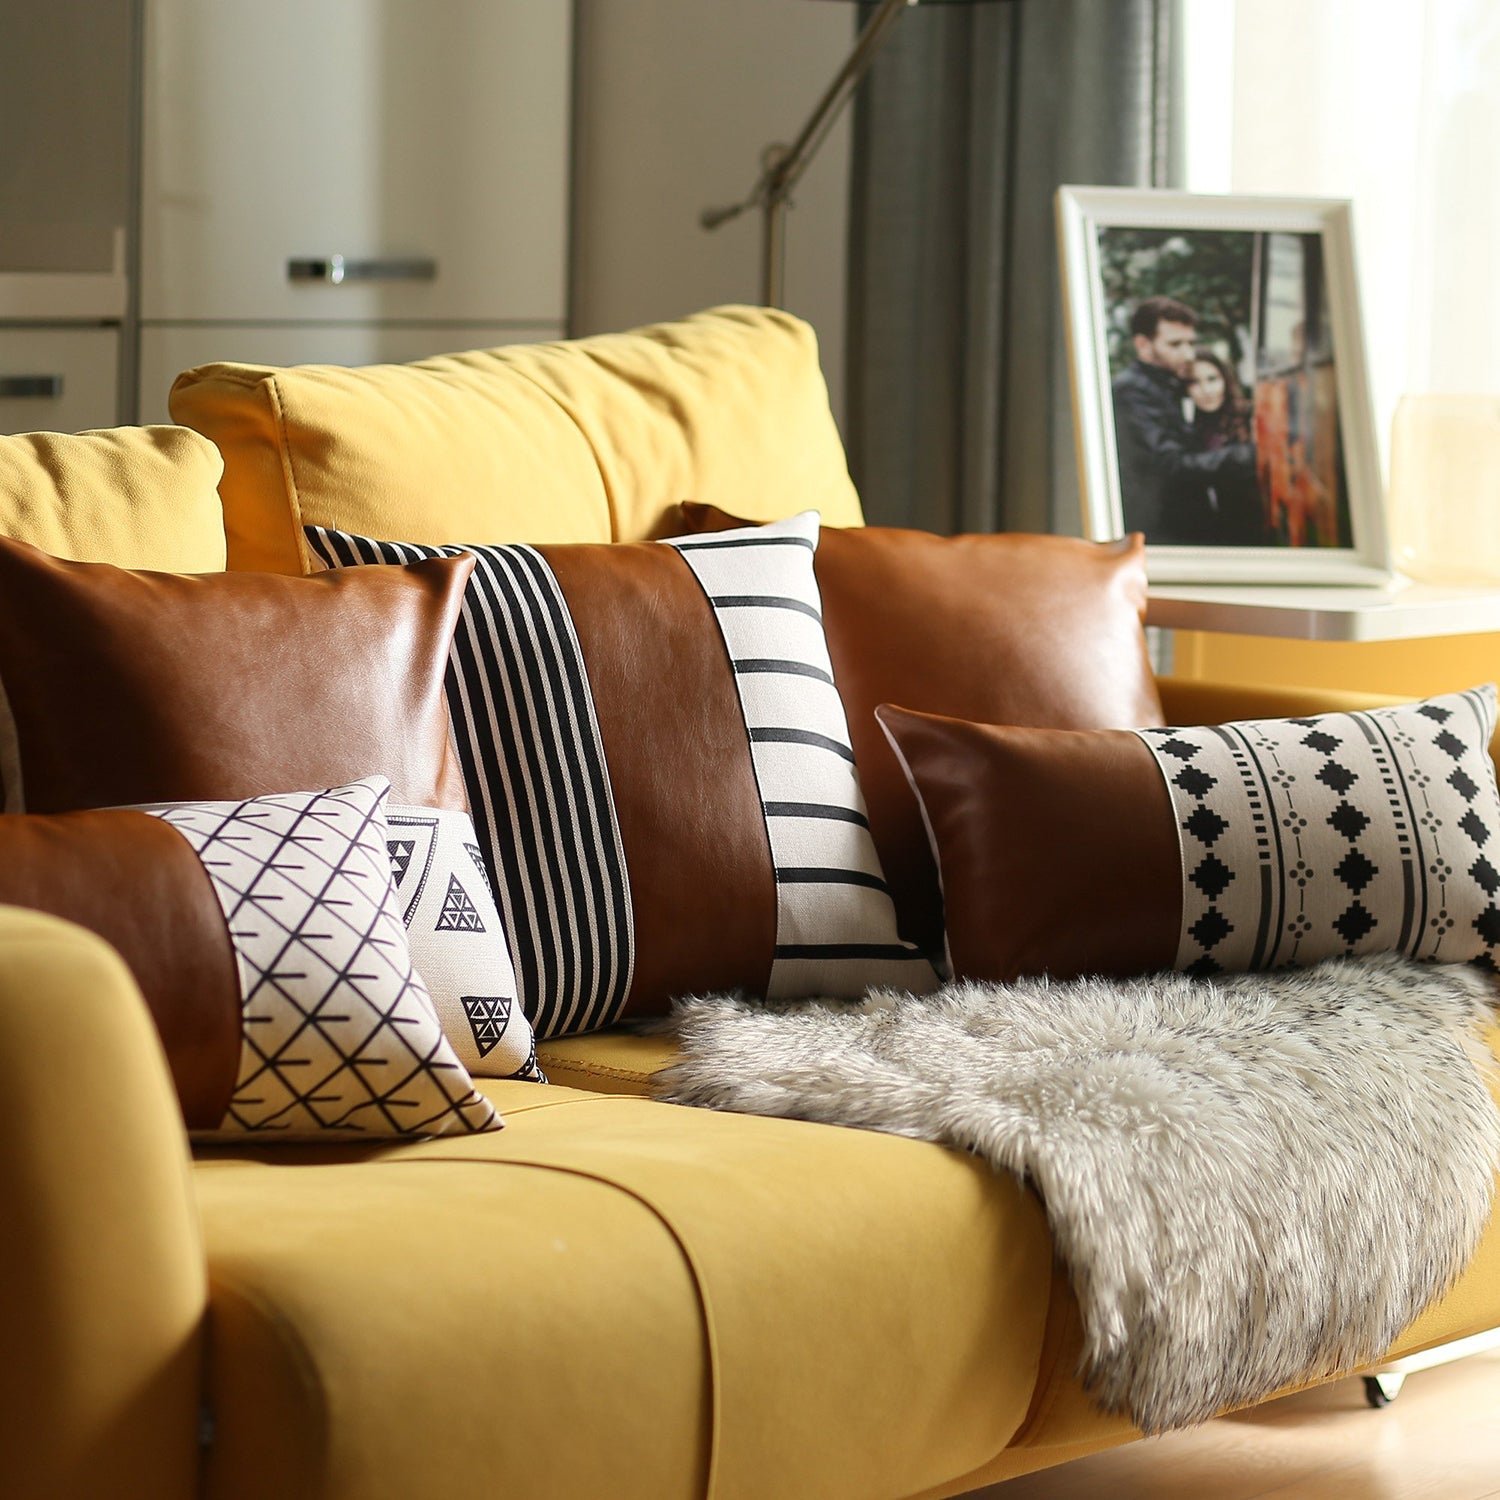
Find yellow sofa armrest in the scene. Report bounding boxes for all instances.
[0,906,206,1500]
[1157,676,1411,726]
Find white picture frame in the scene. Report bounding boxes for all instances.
[1056,187,1390,585]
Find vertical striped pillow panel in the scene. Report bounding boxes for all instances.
[307,514,935,1036]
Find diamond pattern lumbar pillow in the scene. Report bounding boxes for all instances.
[308,513,938,1038]
[149,778,502,1138]
[878,686,1500,984]
[385,803,540,1080]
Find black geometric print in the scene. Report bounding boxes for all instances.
[1475,905,1500,946]
[1327,801,1371,841]
[1156,737,1200,762]
[1174,766,1217,797]
[1435,730,1467,760]
[1316,761,1358,795]
[1189,908,1232,950]
[464,841,494,895]
[1333,902,1377,946]
[1334,849,1378,894]
[1136,687,1500,974]
[1460,810,1491,848]
[388,838,415,884]
[461,995,513,1058]
[1191,854,1233,900]
[436,874,486,933]
[1184,805,1229,846]
[1450,767,1481,802]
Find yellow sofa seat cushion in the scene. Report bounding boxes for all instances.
[168,305,864,575]
[0,426,226,571]
[192,1082,1053,1500]
[535,1011,1500,1496]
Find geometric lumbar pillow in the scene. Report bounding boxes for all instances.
[879,685,1500,984]
[1135,685,1500,973]
[385,802,540,1079]
[308,513,937,1038]
[149,778,503,1137]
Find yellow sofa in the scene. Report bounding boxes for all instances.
[3,307,1498,1500]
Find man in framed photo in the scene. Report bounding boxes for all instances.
[1112,295,1256,546]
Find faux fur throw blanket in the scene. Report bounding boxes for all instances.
[656,955,1500,1433]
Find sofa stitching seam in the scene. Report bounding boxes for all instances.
[385,1154,723,1499]
[264,375,314,574]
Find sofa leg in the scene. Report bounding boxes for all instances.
[1360,1326,1500,1408]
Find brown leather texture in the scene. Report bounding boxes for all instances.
[540,542,777,1015]
[0,537,473,814]
[0,808,241,1127]
[673,504,1164,956]
[876,706,1180,984]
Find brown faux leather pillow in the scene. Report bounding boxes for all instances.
[672,503,1164,956]
[0,781,499,1138]
[878,687,1500,984]
[0,536,473,814]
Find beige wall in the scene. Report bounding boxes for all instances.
[571,0,854,427]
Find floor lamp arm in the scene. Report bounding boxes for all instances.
[703,0,917,307]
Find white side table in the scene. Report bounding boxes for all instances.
[1148,578,1500,643]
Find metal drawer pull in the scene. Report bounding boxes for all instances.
[287,256,437,285]
[0,375,64,398]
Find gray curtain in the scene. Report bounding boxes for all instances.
[847,0,1184,534]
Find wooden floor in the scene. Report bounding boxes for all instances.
[974,1349,1500,1500]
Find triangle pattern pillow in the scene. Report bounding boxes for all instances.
[0,777,500,1139]
[384,802,540,1079]
[308,513,938,1037]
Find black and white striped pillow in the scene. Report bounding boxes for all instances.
[308,513,936,1036]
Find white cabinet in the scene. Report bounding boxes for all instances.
[141,0,570,325]
[138,322,562,424]
[0,327,119,435]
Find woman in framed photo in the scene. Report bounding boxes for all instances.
[1188,349,1269,547]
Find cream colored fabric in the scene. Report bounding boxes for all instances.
[0,905,206,1500]
[168,305,864,574]
[193,1082,1052,1500]
[0,426,226,571]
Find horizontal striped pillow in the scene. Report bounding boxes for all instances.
[308,514,937,1036]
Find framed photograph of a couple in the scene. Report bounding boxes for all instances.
[1057,188,1389,585]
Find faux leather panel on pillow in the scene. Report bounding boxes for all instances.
[876,706,1181,983]
[880,686,1500,985]
[674,503,1163,957]
[0,807,242,1126]
[308,516,936,1037]
[0,537,473,815]
[540,541,779,1010]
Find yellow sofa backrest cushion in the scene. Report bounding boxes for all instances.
[0,427,226,571]
[169,305,863,574]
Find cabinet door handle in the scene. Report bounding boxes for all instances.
[287,256,437,285]
[0,375,64,398]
